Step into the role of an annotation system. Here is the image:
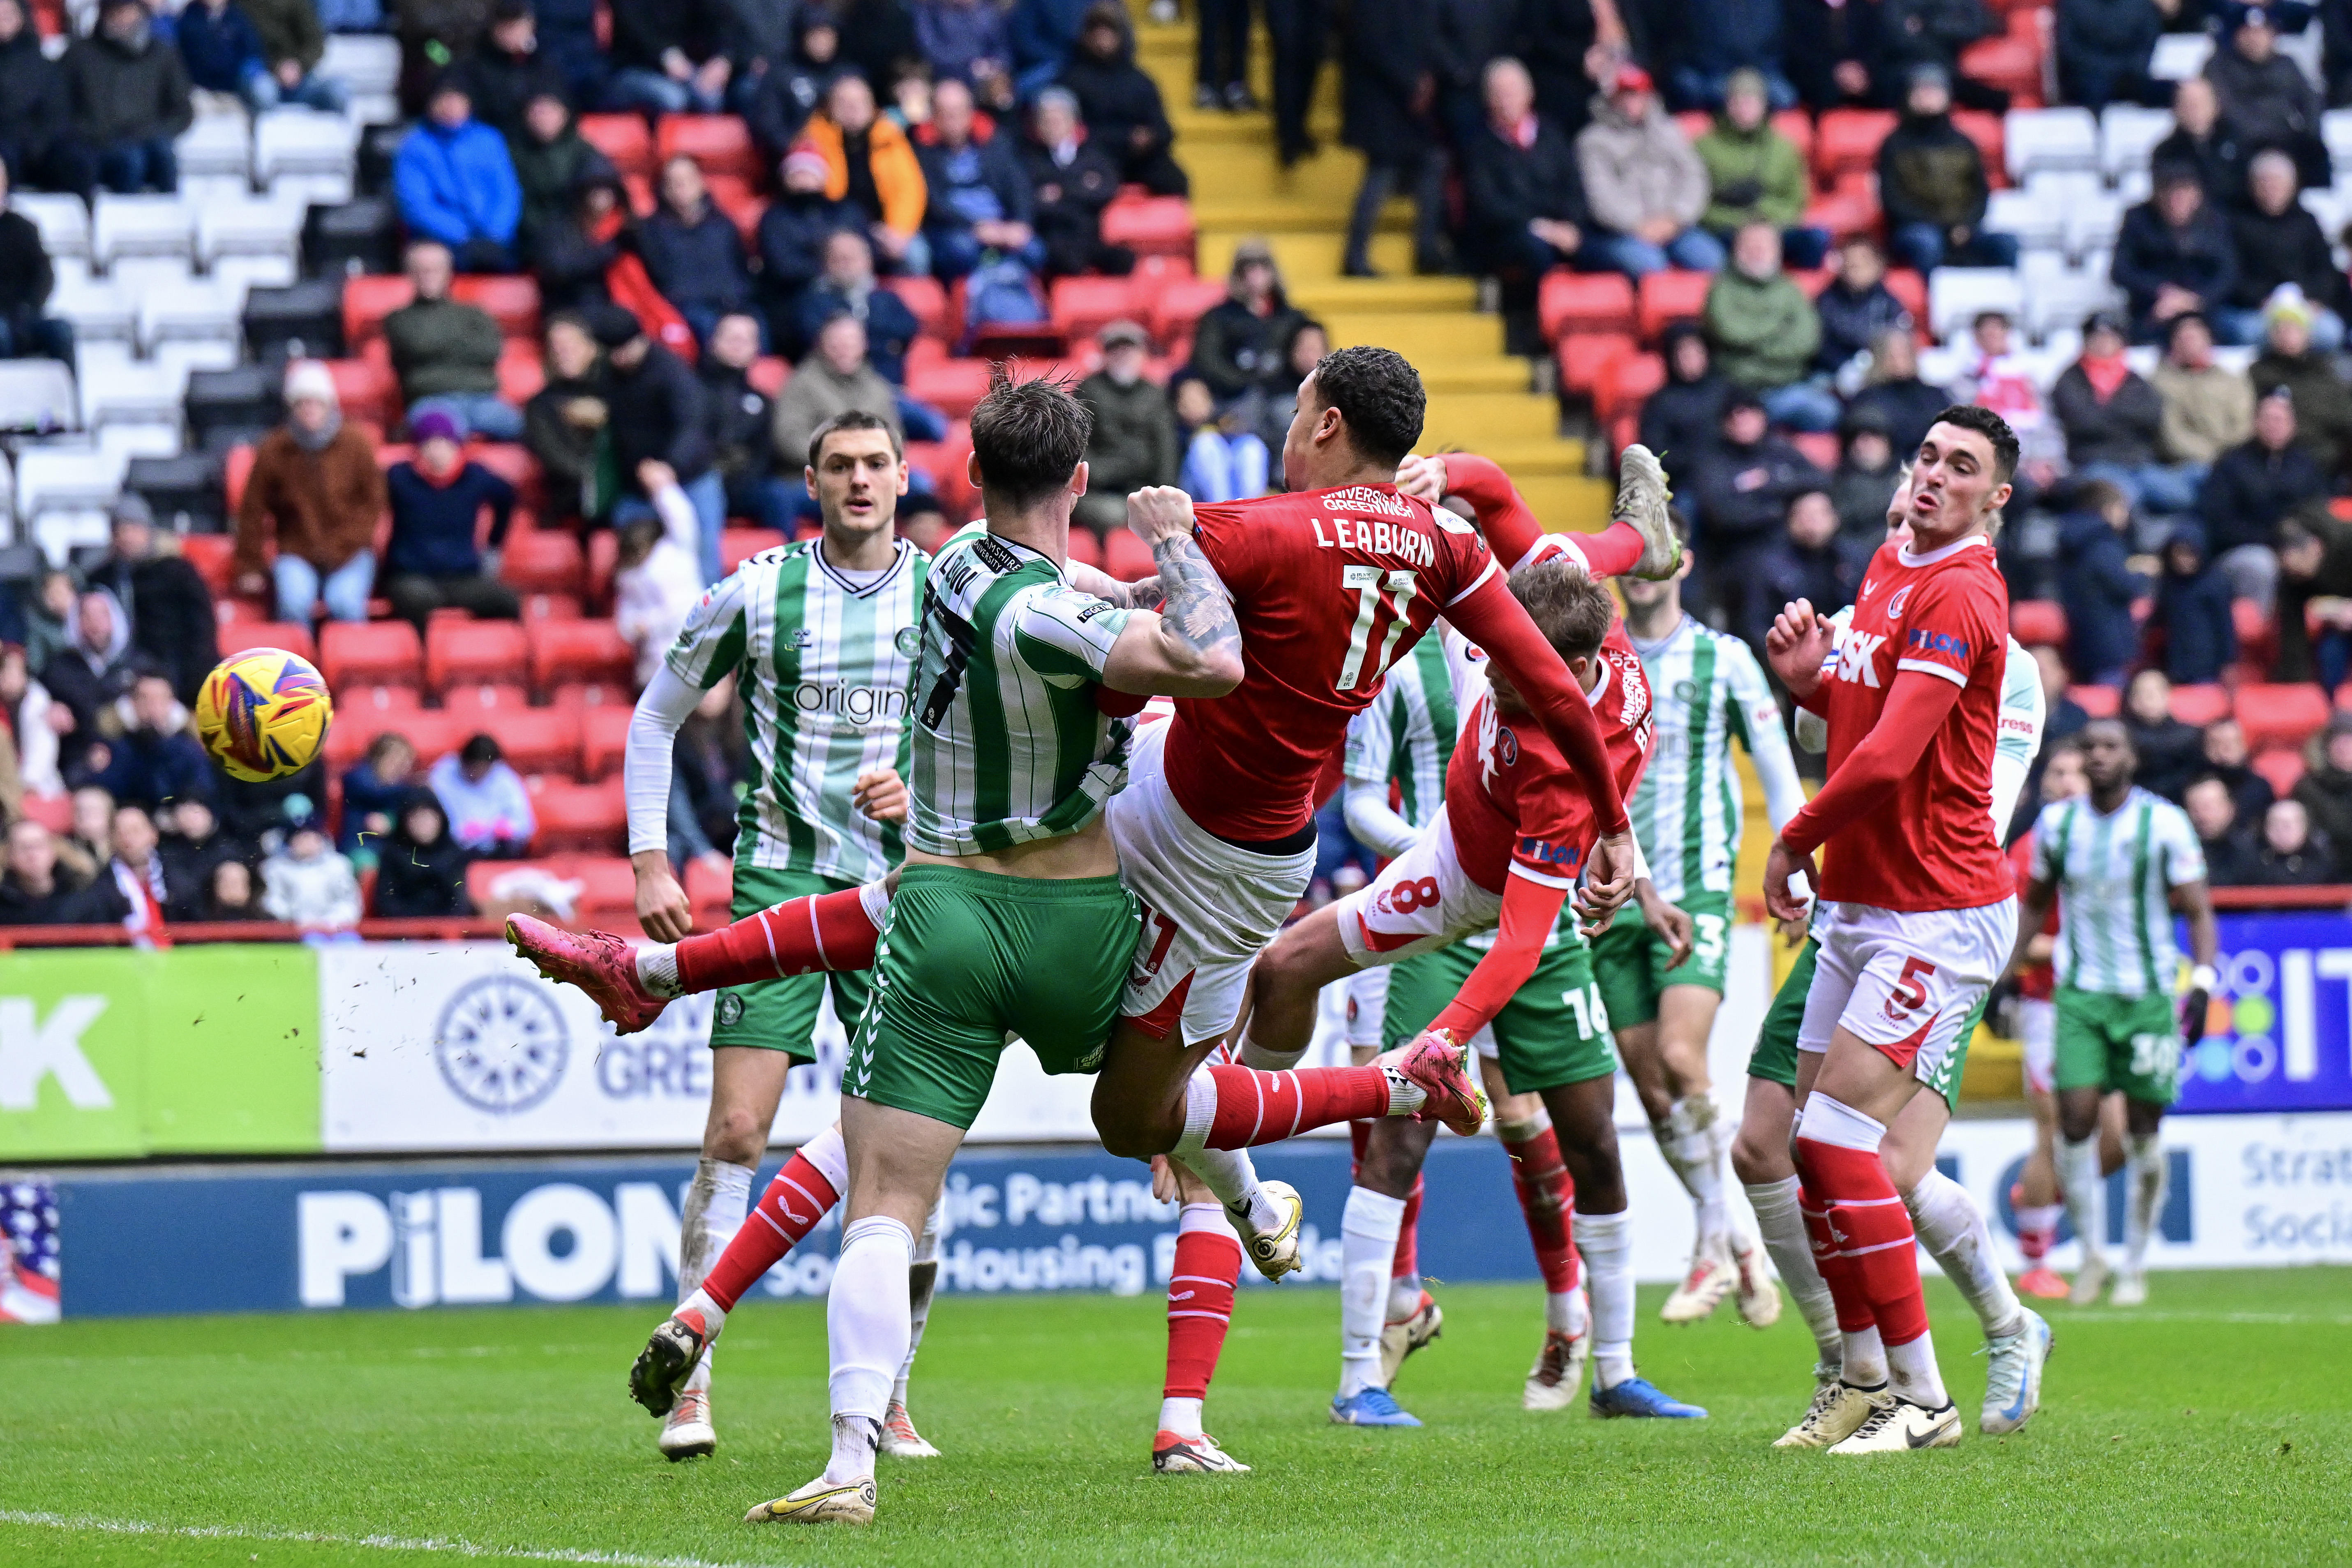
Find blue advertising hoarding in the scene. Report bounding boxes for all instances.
[2179,912,2352,1114]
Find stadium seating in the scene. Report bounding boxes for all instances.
[579,704,634,781]
[530,619,635,697]
[501,530,585,596]
[425,620,531,694]
[320,619,424,691]
[530,778,629,852]
[2169,684,2231,728]
[218,620,317,662]
[2237,686,2332,755]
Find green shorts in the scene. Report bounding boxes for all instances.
[1747,937,1982,1112]
[1381,940,1618,1097]
[709,865,872,1064]
[847,864,1141,1130]
[2054,984,2182,1105]
[1591,889,1733,1030]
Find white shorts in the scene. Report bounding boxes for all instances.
[1331,808,1505,969]
[2019,996,2056,1097]
[1795,897,2018,1095]
[1343,966,1392,1051]
[1110,721,1316,1045]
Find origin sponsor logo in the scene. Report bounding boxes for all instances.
[791,682,909,723]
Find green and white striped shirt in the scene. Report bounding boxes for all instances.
[2032,787,2207,998]
[1625,615,1805,903]
[665,538,927,884]
[1341,636,1459,829]
[905,524,1134,856]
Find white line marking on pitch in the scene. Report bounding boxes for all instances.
[0,1510,797,1568]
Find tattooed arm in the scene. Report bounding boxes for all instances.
[1064,561,1166,612]
[1100,485,1246,697]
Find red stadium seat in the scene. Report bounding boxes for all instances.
[520,592,583,624]
[339,682,424,715]
[2010,600,2067,647]
[579,704,633,780]
[426,619,531,693]
[530,777,628,852]
[657,114,763,181]
[1814,109,1898,183]
[1673,111,1710,143]
[1637,270,1712,342]
[450,275,543,340]
[319,620,421,690]
[1103,527,1153,579]
[577,113,656,179]
[586,527,619,609]
[881,275,949,339]
[1793,431,1840,471]
[1147,277,1229,346]
[181,533,236,595]
[483,707,580,778]
[464,856,636,920]
[1952,111,2008,188]
[325,357,401,428]
[1101,194,1194,256]
[750,356,789,397]
[218,620,317,663]
[1539,272,1638,342]
[2069,683,2120,718]
[224,443,257,513]
[1066,527,1102,568]
[501,530,585,595]
[710,178,769,242]
[19,793,72,834]
[342,275,412,349]
[326,706,465,771]
[2236,683,2331,754]
[1556,332,1637,397]
[1960,35,2042,109]
[441,681,533,714]
[1771,109,1815,168]
[2168,682,2231,727]
[722,527,787,574]
[1886,269,1929,333]
[928,420,978,520]
[498,338,546,404]
[1051,276,1143,344]
[530,619,636,695]
[2235,597,2278,675]
[907,357,997,419]
[1591,351,1665,429]
[685,854,733,917]
[1803,185,1880,242]
[2254,747,2307,797]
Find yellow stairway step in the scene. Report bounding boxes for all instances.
[1323,311,1504,360]
[1418,393,1562,444]
[1513,475,1616,529]
[1426,439,1586,478]
[1414,356,1534,395]
[1289,274,1480,313]
[1195,226,1390,280]
[1180,143,1363,197]
[1194,194,1402,231]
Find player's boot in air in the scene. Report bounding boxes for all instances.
[2108,1269,2148,1307]
[1730,1237,1781,1328]
[629,1306,713,1416]
[1773,1369,1877,1448]
[1979,1308,2053,1436]
[505,915,668,1035]
[1612,444,1683,580]
[2070,1255,2111,1306]
[1590,1376,1708,1419]
[1152,1431,1251,1474]
[1330,1386,1422,1427]
[657,1389,715,1459]
[1380,1031,1489,1136]
[744,1476,877,1525]
[1659,1249,1738,1323]
[879,1400,939,1458]
[1523,1326,1590,1411]
[1826,1391,1963,1454]
[1229,1179,1305,1280]
[1378,1290,1443,1386]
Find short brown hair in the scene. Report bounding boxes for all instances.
[1510,557,1616,663]
[808,409,904,466]
[971,366,1091,508]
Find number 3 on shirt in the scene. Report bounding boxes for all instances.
[1337,566,1418,693]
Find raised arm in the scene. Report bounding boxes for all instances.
[623,664,706,939]
[1419,451,1650,579]
[1099,486,1245,697]
[1426,871,1572,1041]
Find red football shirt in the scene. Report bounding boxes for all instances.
[1810,533,2012,911]
[1162,483,1501,840]
[1444,628,1654,894]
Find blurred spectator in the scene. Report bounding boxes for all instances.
[79,671,213,814]
[1339,0,1443,278]
[2150,77,2245,206]
[2247,797,2336,884]
[839,0,921,95]
[642,155,757,348]
[1192,0,1248,112]
[106,803,171,938]
[176,0,271,104]
[2294,716,2352,867]
[525,315,607,526]
[1175,373,1269,502]
[803,73,929,275]
[431,732,536,856]
[1192,239,1306,406]
[1075,320,1178,535]
[388,241,526,439]
[2057,0,2163,110]
[1266,0,1331,167]
[1640,322,1732,466]
[2034,641,2093,746]
[1062,5,1186,196]
[614,478,706,683]
[1704,223,1837,430]
[1832,413,1902,544]
[1258,317,1328,485]
[1688,392,1826,627]
[2250,291,2352,478]
[1846,328,1952,456]
[915,0,1010,97]
[237,360,389,626]
[384,409,522,630]
[215,757,328,856]
[1695,69,1819,265]
[341,732,421,854]
[90,498,216,707]
[21,569,74,681]
[1879,66,2016,272]
[261,821,362,930]
[1461,56,1593,289]
[699,311,787,529]
[2112,166,2239,343]
[914,77,1043,282]
[42,591,137,776]
[747,10,848,160]
[394,77,524,274]
[599,307,725,583]
[1865,0,2007,112]
[2222,154,2351,349]
[1019,86,1133,278]
[772,314,902,485]
[66,0,194,194]
[1751,488,1870,645]
[2185,774,2259,883]
[1672,0,1796,111]
[2057,478,2144,686]
[0,0,91,204]
[509,94,609,256]
[182,0,346,113]
[393,0,495,113]
[2123,668,2207,797]
[458,0,567,134]
[1956,309,2056,468]
[2154,522,2236,684]
[2201,715,2278,822]
[2153,312,2253,470]
[203,858,267,919]
[1008,0,1088,97]
[1576,63,1722,277]
[759,145,860,342]
[1812,235,1910,379]
[795,231,922,383]
[68,783,114,873]
[2276,507,2352,685]
[2199,389,2326,608]
[158,798,244,920]
[897,492,952,554]
[606,0,730,113]
[0,820,131,925]
[520,148,628,308]
[372,794,476,917]
[0,644,59,802]
[2206,0,2329,192]
[2055,312,2193,515]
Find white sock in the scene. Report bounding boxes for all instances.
[1664,1095,1729,1252]
[1744,1175,1841,1369]
[1572,1209,1634,1389]
[824,1215,912,1483]
[894,1192,944,1406]
[676,1158,752,1390]
[2124,1132,2166,1272]
[1157,1395,1203,1438]
[1906,1168,2024,1341]
[1546,1287,1588,1337]
[1886,1330,1948,1409]
[1168,1139,1283,1238]
[1387,1269,1422,1321]
[1380,1062,1428,1117]
[1842,1324,1887,1390]
[637,943,682,996]
[2057,1134,2106,1265]
[1338,1186,1406,1399]
[1237,1027,1310,1071]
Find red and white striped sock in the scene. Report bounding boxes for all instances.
[1795,1094,1943,1406]
[698,1127,848,1312]
[1177,1064,1411,1152]
[667,884,885,995]
[1159,1205,1241,1439]
[1499,1113,1581,1314]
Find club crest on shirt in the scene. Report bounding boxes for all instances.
[1886,585,1913,620]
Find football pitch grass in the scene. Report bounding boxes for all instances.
[4,1269,2346,1568]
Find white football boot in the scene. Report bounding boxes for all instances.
[657,1388,716,1460]
[1774,1370,1877,1449]
[1660,1251,1738,1323]
[1826,1390,1963,1454]
[1228,1180,1304,1281]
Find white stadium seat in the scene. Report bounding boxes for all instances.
[2004,107,2098,183]
[2065,192,2126,259]
[155,339,243,379]
[2022,262,2125,340]
[2151,34,2214,80]
[197,196,306,263]
[107,255,199,296]
[2102,105,2174,179]
[78,355,189,430]
[1929,268,2027,342]
[254,109,360,182]
[2326,109,2352,171]
[95,423,186,462]
[33,509,114,565]
[267,170,356,207]
[92,193,196,267]
[349,93,402,126]
[0,362,78,435]
[138,278,246,353]
[211,252,300,293]
[176,113,253,182]
[319,34,400,96]
[14,445,129,526]
[180,173,258,208]
[1988,189,2064,253]
[12,193,90,261]
[47,279,135,345]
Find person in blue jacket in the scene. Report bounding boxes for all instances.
[1009,0,1090,96]
[393,74,524,274]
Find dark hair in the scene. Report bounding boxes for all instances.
[1509,558,1616,663]
[460,733,502,767]
[970,367,1091,508]
[1925,404,2020,486]
[1308,346,1425,468]
[807,408,904,466]
[616,516,664,568]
